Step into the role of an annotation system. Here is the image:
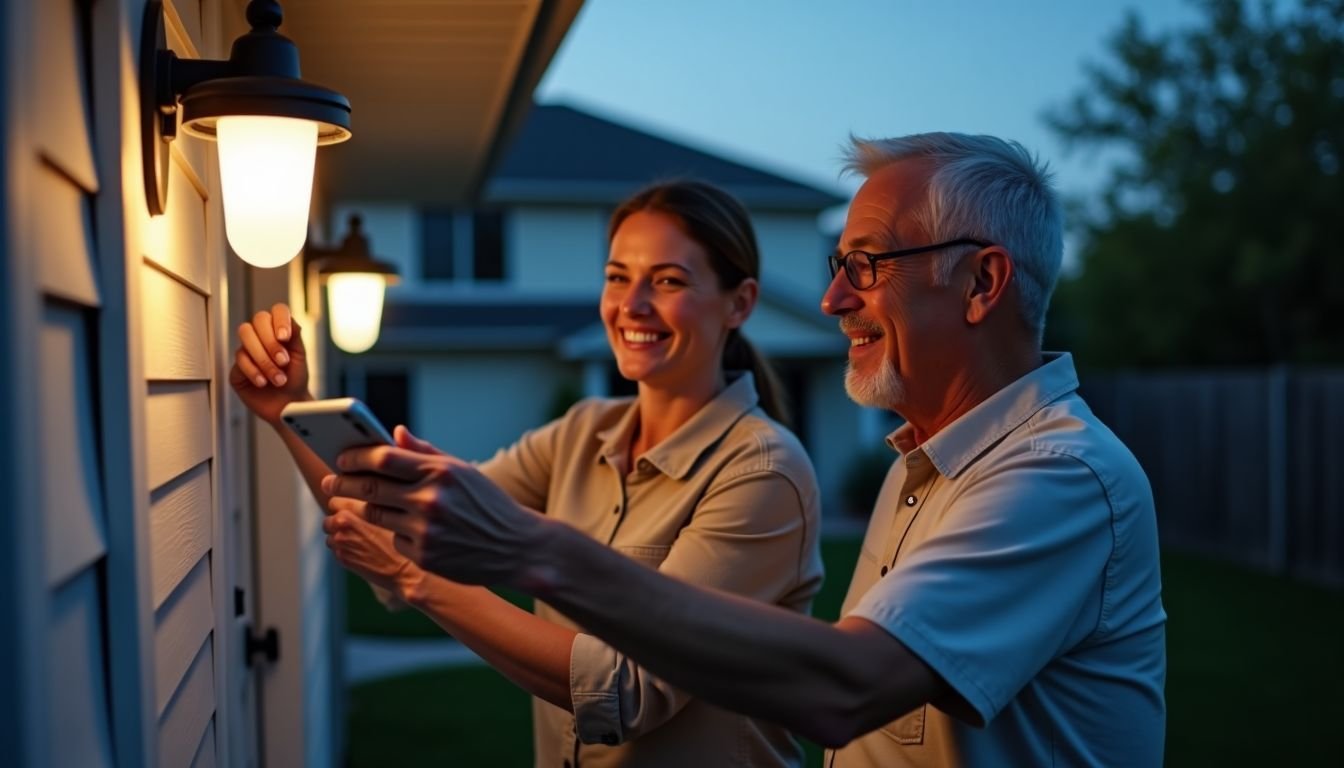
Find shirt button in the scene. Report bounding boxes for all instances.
[905,495,917,506]
[880,565,889,577]
[601,733,619,745]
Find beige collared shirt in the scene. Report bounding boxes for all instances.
[480,372,824,768]
[828,353,1166,767]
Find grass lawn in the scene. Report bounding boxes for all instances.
[346,538,1343,766]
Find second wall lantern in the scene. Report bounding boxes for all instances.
[142,0,351,268]
[306,215,400,354]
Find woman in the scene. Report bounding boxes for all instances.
[231,180,823,767]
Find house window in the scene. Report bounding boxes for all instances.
[337,367,412,432]
[420,208,507,282]
[365,370,412,432]
[473,210,504,280]
[421,209,456,280]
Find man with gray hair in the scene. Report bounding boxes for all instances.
[328,132,1167,766]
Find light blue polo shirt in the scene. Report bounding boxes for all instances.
[831,353,1167,767]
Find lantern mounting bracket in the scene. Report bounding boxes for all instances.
[139,0,351,216]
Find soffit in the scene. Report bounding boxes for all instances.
[275,0,583,204]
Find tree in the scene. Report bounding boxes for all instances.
[1045,0,1344,367]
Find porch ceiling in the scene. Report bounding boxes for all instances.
[277,0,583,205]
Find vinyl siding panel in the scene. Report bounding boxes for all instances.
[145,383,213,489]
[34,163,100,306]
[143,264,211,381]
[192,718,218,768]
[40,305,107,589]
[149,463,214,609]
[154,556,214,716]
[158,635,216,768]
[144,160,210,295]
[46,569,115,768]
[167,0,204,51]
[32,0,97,192]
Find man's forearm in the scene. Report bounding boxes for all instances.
[520,523,932,746]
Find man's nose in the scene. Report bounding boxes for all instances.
[821,269,859,316]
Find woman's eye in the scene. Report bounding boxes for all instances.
[604,273,627,284]
[655,277,686,287]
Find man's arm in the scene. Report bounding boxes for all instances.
[327,447,959,747]
[523,522,951,748]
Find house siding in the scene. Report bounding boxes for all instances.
[414,353,580,461]
[509,204,608,292]
[1,0,270,765]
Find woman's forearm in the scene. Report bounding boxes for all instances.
[398,569,576,711]
[265,395,334,509]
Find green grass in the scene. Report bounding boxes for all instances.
[345,570,534,637]
[347,540,1344,766]
[346,664,534,767]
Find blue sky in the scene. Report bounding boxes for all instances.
[537,0,1203,217]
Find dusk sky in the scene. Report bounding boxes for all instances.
[537,0,1205,222]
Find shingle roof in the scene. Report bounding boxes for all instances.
[484,103,845,210]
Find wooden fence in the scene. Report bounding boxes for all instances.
[1080,368,1344,588]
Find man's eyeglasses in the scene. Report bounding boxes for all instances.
[828,238,991,290]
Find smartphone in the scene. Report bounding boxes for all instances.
[280,397,395,470]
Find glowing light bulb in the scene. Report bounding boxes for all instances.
[325,273,387,353]
[216,115,318,268]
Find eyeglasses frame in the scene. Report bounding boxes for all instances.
[828,238,992,290]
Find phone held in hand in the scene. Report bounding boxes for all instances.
[280,397,395,470]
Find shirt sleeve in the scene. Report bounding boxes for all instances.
[570,467,821,744]
[849,449,1113,726]
[475,410,570,512]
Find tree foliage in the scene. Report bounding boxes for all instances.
[1045,0,1344,366]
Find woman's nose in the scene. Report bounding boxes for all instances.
[622,282,652,315]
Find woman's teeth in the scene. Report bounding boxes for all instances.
[623,330,664,343]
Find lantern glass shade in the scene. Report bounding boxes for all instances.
[325,272,388,353]
[216,115,318,268]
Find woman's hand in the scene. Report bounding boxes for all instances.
[228,303,311,425]
[323,496,421,594]
[319,444,552,587]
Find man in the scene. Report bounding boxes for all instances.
[325,133,1167,766]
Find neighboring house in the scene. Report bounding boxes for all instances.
[327,103,889,513]
[0,1,580,766]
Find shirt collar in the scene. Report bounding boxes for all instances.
[886,352,1080,479]
[595,371,761,480]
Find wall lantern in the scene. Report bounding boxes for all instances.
[305,215,400,354]
[141,0,351,268]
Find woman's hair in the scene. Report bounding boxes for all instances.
[608,180,790,426]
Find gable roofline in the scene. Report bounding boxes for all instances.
[483,102,847,211]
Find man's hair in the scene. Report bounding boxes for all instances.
[843,133,1063,344]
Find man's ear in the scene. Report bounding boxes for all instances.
[727,277,759,329]
[964,246,1014,325]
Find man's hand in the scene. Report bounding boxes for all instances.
[320,443,551,587]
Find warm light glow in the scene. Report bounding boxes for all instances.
[216,115,318,268]
[326,273,387,353]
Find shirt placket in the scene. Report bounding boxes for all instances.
[879,451,937,574]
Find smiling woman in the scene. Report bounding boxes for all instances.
[230,181,826,767]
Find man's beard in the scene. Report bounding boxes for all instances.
[845,355,905,410]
